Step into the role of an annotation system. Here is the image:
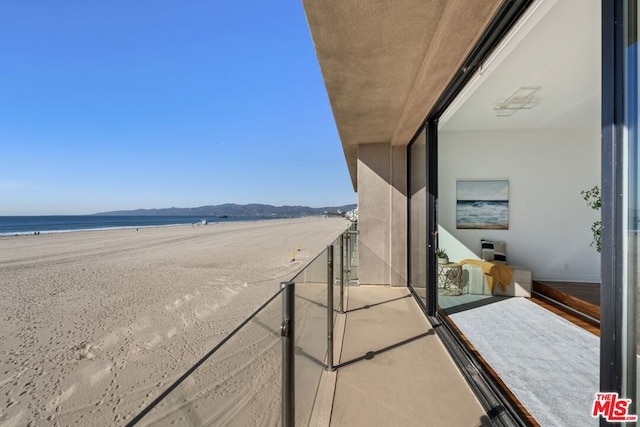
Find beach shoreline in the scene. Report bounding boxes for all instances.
[0,215,323,237]
[0,216,349,426]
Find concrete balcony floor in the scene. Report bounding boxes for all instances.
[326,286,491,426]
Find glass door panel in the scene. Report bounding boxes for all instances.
[625,0,640,411]
[409,128,428,307]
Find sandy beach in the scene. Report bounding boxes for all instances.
[0,217,349,426]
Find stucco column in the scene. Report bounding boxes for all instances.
[357,143,407,286]
[390,145,407,286]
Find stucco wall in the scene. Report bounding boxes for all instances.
[357,143,407,286]
[358,143,391,285]
[390,145,407,287]
[438,127,601,282]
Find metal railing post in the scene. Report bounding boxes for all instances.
[327,245,334,371]
[340,233,345,313]
[281,281,295,427]
[346,232,351,279]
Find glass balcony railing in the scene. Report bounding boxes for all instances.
[129,290,284,426]
[128,222,358,427]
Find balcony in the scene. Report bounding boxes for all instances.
[126,224,508,426]
[327,285,489,426]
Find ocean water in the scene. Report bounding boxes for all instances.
[0,215,282,236]
[456,200,509,228]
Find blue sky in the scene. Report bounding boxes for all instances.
[0,2,355,215]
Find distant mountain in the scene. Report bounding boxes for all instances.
[94,203,357,217]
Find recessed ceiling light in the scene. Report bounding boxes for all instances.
[494,86,541,116]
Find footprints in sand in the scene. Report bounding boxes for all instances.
[0,282,261,427]
[92,283,249,377]
[45,384,76,413]
[0,218,348,425]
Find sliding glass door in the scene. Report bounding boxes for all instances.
[602,0,639,418]
[409,127,428,308]
[624,0,639,412]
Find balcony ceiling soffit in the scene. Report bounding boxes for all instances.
[303,0,501,183]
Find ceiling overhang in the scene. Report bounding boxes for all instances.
[302,0,502,189]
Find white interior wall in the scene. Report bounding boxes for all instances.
[438,127,601,282]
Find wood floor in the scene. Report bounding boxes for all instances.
[531,281,601,336]
[534,281,600,306]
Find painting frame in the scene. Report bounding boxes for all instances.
[456,180,509,230]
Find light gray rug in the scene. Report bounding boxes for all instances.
[449,297,599,426]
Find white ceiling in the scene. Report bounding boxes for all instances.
[440,0,601,132]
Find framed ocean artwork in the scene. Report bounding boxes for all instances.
[456,180,509,230]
